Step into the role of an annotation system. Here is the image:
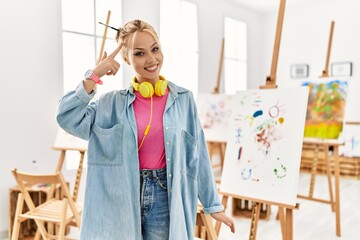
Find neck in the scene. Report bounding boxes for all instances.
[135,75,161,85]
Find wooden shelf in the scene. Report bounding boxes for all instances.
[300,144,360,179]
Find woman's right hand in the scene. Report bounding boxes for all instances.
[83,43,123,94]
[93,43,123,78]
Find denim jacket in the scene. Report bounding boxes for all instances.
[56,81,223,240]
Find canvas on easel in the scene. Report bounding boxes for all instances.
[220,87,309,207]
[297,21,347,237]
[53,128,88,151]
[197,93,233,143]
[302,79,348,139]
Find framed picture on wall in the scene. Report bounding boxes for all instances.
[331,62,352,77]
[290,64,309,79]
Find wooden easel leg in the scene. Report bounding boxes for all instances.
[215,195,229,234]
[285,208,293,240]
[278,207,285,240]
[249,202,260,240]
[324,145,335,211]
[219,143,226,170]
[333,146,341,237]
[72,151,85,202]
[309,145,319,197]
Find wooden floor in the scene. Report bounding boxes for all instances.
[218,172,360,240]
[5,172,358,240]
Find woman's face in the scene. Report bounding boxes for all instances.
[128,31,163,84]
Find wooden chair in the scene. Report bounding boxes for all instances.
[11,168,82,240]
[195,204,218,240]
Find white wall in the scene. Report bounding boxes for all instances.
[189,0,264,92]
[262,0,360,121]
[0,0,62,234]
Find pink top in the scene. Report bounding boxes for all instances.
[133,88,169,169]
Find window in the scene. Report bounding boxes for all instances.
[160,0,199,97]
[61,1,122,169]
[61,0,123,95]
[224,17,247,94]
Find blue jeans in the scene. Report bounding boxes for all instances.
[140,168,170,240]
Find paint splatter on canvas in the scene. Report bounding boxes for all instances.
[302,79,348,139]
[220,87,309,206]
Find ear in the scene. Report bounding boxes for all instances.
[123,56,130,65]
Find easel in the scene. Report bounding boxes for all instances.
[94,10,111,92]
[298,21,344,237]
[98,10,111,64]
[217,0,299,239]
[319,21,335,78]
[207,37,227,172]
[52,146,87,202]
[218,194,299,240]
[298,138,344,236]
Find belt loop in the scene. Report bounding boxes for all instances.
[152,170,157,179]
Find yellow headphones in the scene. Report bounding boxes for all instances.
[132,75,168,98]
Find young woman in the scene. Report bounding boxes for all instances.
[57,19,234,240]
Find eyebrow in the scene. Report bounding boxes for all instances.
[133,42,158,51]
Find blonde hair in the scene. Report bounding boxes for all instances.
[115,19,160,60]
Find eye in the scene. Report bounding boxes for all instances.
[152,47,159,52]
[134,51,144,56]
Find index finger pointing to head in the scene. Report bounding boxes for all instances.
[109,43,123,58]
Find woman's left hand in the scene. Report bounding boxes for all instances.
[210,211,235,233]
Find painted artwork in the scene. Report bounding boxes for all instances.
[220,87,309,207]
[302,79,348,139]
[197,93,233,142]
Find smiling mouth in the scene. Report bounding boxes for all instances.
[145,64,158,72]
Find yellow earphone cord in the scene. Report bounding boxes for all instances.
[138,96,153,151]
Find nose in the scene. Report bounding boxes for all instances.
[146,53,157,65]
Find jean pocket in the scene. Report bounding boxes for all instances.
[89,123,124,165]
[157,177,168,191]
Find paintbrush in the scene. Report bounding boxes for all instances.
[98,22,121,32]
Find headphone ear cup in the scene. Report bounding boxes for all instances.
[155,80,168,96]
[132,77,139,91]
[139,82,154,98]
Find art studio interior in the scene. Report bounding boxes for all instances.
[1,0,359,239]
